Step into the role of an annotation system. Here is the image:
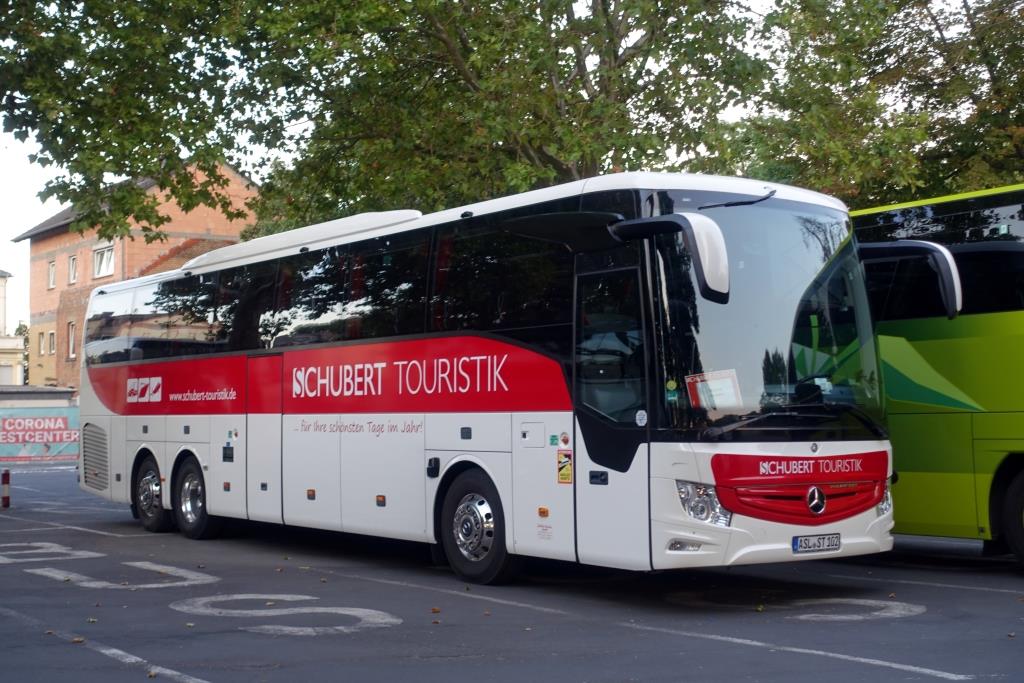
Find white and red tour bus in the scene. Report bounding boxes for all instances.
[79,173,894,583]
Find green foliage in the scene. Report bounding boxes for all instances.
[701,0,1024,208]
[3,0,1022,235]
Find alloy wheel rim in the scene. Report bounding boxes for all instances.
[452,493,495,562]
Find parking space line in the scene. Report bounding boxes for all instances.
[326,570,970,678]
[0,512,151,537]
[828,573,1024,596]
[620,622,973,680]
[0,606,211,683]
[323,570,570,615]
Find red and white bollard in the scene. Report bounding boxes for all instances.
[1,469,9,508]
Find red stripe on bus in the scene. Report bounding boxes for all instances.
[87,336,572,415]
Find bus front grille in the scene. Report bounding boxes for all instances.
[81,423,109,492]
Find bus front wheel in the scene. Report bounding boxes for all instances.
[133,455,173,533]
[173,457,222,540]
[1002,471,1024,565]
[440,469,519,584]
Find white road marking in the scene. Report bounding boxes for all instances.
[0,606,210,683]
[25,561,220,589]
[0,542,104,564]
[620,622,973,681]
[169,594,402,636]
[10,485,43,492]
[323,570,570,615]
[786,598,927,621]
[0,512,150,537]
[828,573,1024,596]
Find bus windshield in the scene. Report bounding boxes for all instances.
[653,192,882,441]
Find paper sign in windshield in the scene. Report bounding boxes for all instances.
[685,370,741,410]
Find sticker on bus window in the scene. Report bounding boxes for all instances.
[557,449,573,484]
[685,370,741,410]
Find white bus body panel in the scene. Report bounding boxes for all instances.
[342,413,427,541]
[574,421,651,570]
[108,416,127,503]
[510,412,575,561]
[206,415,247,519]
[648,440,894,569]
[282,414,342,531]
[247,413,283,524]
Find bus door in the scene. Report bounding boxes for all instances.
[573,254,652,570]
[246,353,283,523]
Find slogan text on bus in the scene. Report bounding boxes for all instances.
[292,354,510,399]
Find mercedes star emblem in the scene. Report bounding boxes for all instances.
[806,486,827,515]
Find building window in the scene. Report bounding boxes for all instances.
[93,244,114,278]
[48,331,56,355]
[47,260,56,288]
[38,332,45,355]
[68,255,78,283]
[68,321,77,359]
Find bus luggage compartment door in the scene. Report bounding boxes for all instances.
[247,354,283,524]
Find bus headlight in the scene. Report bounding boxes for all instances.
[876,482,892,516]
[675,480,731,527]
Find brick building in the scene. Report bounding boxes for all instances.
[12,165,257,389]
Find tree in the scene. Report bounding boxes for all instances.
[700,0,1024,208]
[2,1,768,240]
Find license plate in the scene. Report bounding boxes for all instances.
[792,533,841,554]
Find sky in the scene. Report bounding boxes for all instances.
[0,132,66,336]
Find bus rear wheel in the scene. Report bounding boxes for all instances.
[440,469,519,584]
[133,455,173,533]
[1002,471,1024,565]
[173,457,222,540]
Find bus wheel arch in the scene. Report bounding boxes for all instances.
[131,449,174,533]
[991,455,1024,563]
[434,461,519,584]
[170,450,223,540]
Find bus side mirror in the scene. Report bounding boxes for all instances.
[610,212,729,304]
[859,240,962,319]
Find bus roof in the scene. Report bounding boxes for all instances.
[849,182,1024,217]
[161,172,844,275]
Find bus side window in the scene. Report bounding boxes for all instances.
[347,232,429,340]
[576,269,647,423]
[271,247,348,348]
[156,275,218,357]
[215,262,278,352]
[84,289,134,365]
[129,283,169,360]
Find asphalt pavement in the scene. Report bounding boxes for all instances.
[1,462,1021,682]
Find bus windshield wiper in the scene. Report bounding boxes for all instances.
[699,189,777,211]
[701,409,830,440]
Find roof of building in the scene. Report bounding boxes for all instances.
[11,162,258,243]
[0,269,11,278]
[12,178,159,243]
[0,385,75,398]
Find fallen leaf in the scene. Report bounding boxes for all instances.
[148,671,157,678]
[186,623,194,629]
[196,564,205,569]
[320,578,327,583]
[45,630,54,635]
[755,604,765,613]
[71,637,85,644]
[275,568,284,573]
[483,611,491,617]
[1009,632,1016,639]
[431,620,440,625]
[86,618,97,624]
[265,601,276,607]
[431,607,441,614]
[888,593,896,598]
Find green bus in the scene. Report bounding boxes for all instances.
[853,184,1024,562]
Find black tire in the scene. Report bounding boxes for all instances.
[132,455,173,532]
[440,469,519,584]
[1001,471,1024,564]
[173,457,223,540]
